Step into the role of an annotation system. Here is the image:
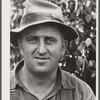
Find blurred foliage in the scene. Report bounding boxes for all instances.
[10,0,96,94]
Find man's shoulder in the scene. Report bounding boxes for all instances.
[10,70,17,90]
[62,70,87,85]
[10,70,20,98]
[62,70,94,93]
[61,70,95,99]
[10,61,24,89]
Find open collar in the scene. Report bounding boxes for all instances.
[11,60,75,90]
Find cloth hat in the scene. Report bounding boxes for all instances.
[10,0,78,47]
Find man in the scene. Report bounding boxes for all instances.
[10,0,95,100]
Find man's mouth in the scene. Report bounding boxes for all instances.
[34,57,49,63]
[34,57,49,60]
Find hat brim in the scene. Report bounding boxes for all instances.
[10,20,78,47]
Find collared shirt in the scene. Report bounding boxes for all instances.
[10,61,95,100]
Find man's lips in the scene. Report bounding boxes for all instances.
[34,57,49,60]
[34,57,49,63]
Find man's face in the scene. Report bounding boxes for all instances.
[18,24,66,75]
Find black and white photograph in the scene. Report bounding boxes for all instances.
[2,0,98,100]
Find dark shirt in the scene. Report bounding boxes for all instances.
[10,61,95,100]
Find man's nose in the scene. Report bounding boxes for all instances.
[37,42,47,54]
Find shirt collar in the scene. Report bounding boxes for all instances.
[57,66,75,89]
[11,60,75,90]
[10,60,24,89]
[62,70,75,89]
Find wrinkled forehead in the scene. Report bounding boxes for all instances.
[20,23,65,39]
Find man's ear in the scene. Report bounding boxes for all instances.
[61,40,68,61]
[62,40,68,52]
[17,39,23,56]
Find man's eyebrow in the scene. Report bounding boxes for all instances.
[45,36,56,38]
[45,36,57,40]
[25,35,39,39]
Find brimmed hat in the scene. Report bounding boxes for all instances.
[10,0,78,47]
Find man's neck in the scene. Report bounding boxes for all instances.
[18,65,58,100]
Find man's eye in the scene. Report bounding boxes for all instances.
[27,37,38,44]
[46,38,56,44]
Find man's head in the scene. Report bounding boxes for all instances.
[17,23,67,75]
[10,0,78,75]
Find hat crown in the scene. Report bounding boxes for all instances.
[21,0,64,24]
[11,0,78,47]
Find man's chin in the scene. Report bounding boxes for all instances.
[33,67,51,75]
